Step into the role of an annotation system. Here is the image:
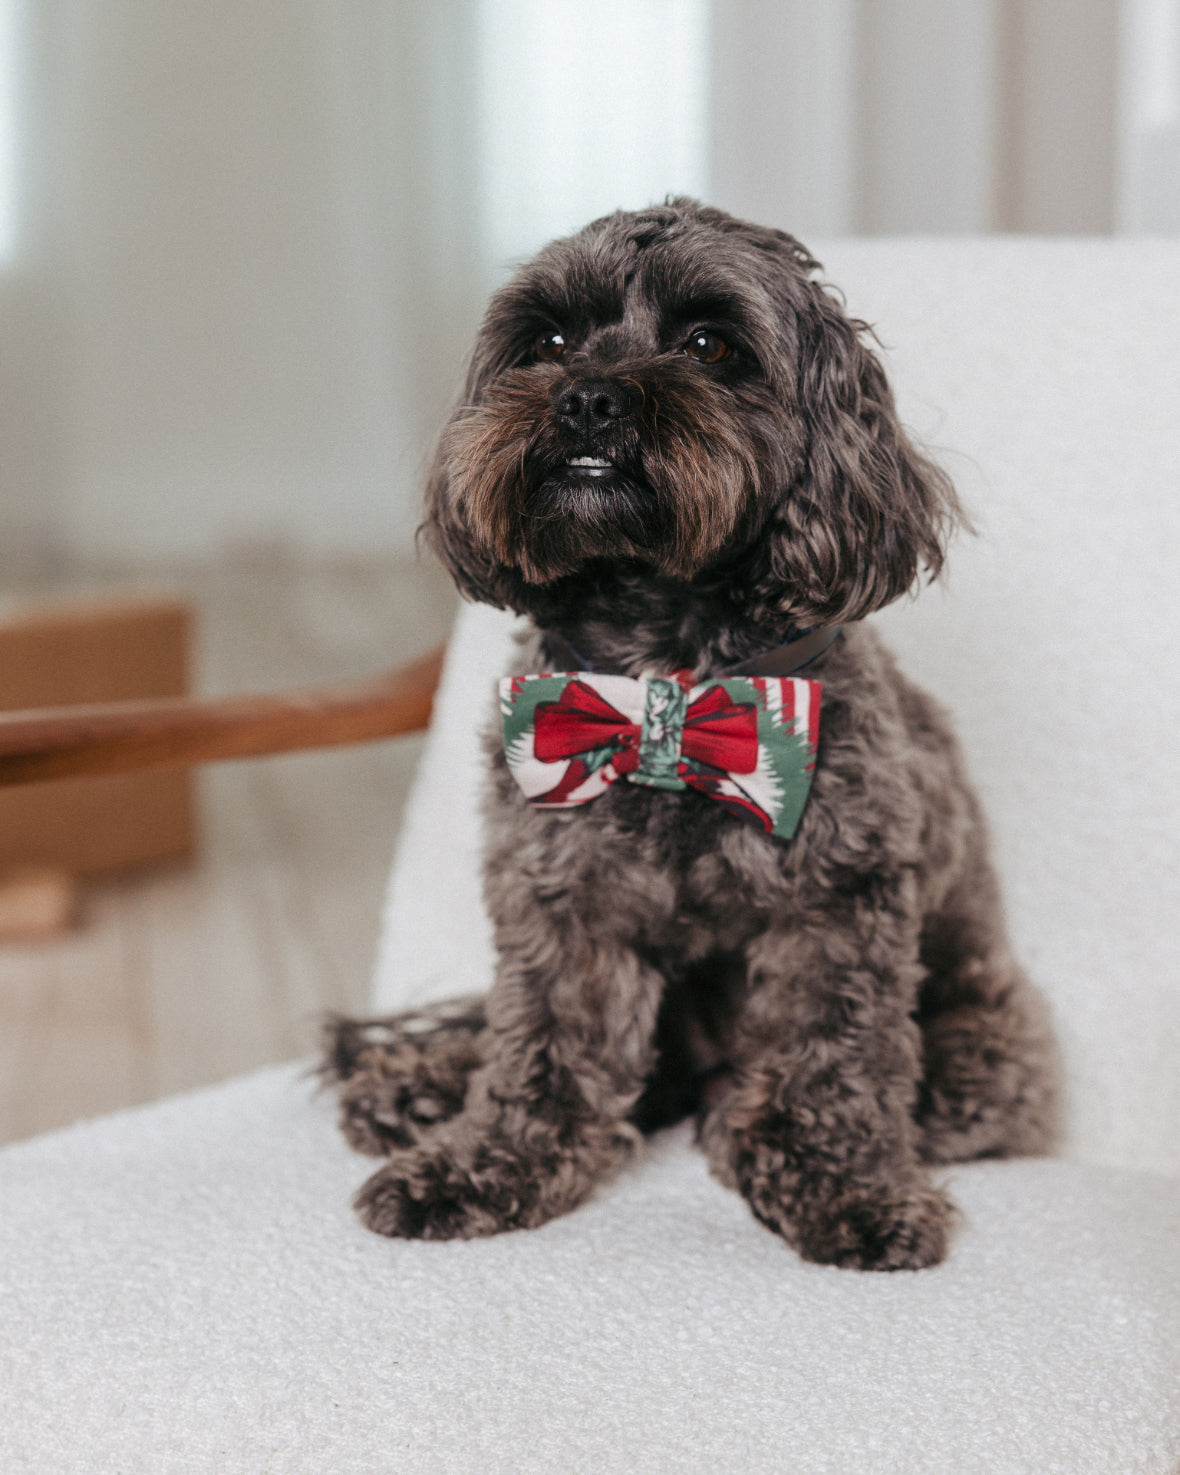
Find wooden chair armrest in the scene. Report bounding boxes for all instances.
[0,643,445,787]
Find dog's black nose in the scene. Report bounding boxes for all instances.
[554,378,637,438]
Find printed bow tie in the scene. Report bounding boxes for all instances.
[499,671,820,840]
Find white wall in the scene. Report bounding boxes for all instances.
[709,0,859,238]
[0,0,488,563]
[710,0,1122,237]
[998,0,1120,232]
[55,0,424,556]
[856,0,1001,233]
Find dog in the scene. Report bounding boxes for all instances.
[324,199,1058,1270]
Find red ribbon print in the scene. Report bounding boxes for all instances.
[533,679,758,778]
[680,684,758,773]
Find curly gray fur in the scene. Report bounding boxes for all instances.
[324,200,1058,1270]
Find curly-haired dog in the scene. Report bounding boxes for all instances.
[324,200,1058,1270]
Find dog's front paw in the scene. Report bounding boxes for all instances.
[323,1008,484,1157]
[793,1181,955,1271]
[337,1058,470,1158]
[354,1149,538,1241]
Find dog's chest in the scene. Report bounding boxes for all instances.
[544,778,791,958]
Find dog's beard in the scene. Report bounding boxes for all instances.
[441,362,780,584]
[524,466,663,578]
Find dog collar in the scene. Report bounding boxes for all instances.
[721,625,842,678]
[540,625,842,680]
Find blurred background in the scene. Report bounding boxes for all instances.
[1,0,1178,566]
[0,0,1177,1142]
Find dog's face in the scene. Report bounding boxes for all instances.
[425,200,957,628]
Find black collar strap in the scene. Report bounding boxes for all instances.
[719,625,843,678]
[541,625,843,681]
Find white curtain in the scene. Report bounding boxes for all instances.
[1120,0,1180,228]
[473,0,709,269]
[0,0,19,265]
[0,0,1174,566]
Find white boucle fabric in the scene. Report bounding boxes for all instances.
[374,600,522,1008]
[374,238,1180,1178]
[1,1062,1178,1475]
[4,240,1180,1473]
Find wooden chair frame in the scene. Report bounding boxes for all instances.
[0,644,446,788]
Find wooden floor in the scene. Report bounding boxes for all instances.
[0,552,456,1146]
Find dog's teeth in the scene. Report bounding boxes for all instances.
[568,457,612,468]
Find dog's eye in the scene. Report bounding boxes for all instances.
[533,331,566,362]
[683,330,731,364]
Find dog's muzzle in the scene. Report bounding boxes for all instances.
[553,377,639,448]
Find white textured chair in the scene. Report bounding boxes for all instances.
[3,240,1179,1475]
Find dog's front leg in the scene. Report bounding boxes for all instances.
[711,916,954,1270]
[353,913,665,1240]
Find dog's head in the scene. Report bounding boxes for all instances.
[424,199,959,628]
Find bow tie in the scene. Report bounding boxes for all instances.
[499,671,820,840]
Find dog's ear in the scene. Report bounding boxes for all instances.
[749,283,961,627]
[419,341,521,608]
[419,446,502,606]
